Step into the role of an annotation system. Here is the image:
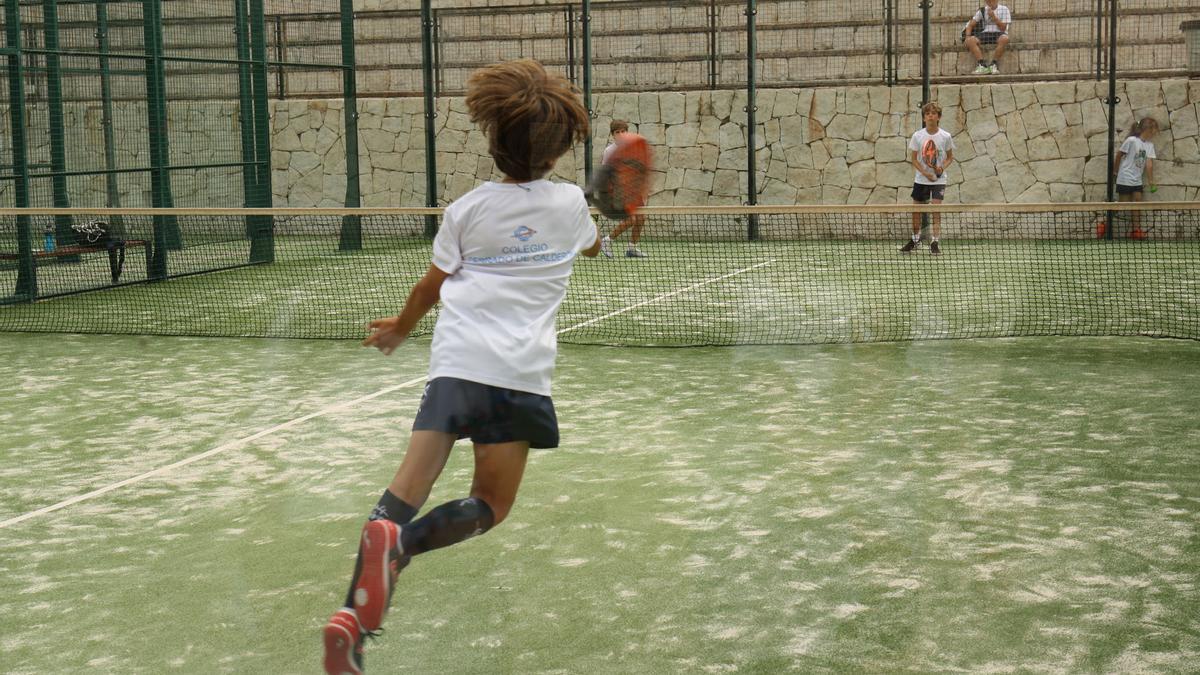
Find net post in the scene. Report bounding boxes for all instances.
[421,0,438,238]
[566,4,575,85]
[918,0,933,239]
[141,0,173,277]
[248,0,275,263]
[1103,0,1118,221]
[745,0,760,241]
[41,0,75,248]
[95,1,123,235]
[235,0,256,239]
[707,0,718,89]
[337,0,363,251]
[4,0,36,300]
[582,0,594,186]
[919,0,931,105]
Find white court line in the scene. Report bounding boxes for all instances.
[559,260,774,335]
[0,259,773,529]
[0,376,426,529]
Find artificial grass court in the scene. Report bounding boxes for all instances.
[2,333,1198,673]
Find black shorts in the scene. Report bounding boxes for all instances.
[412,377,560,449]
[911,183,946,202]
[1116,184,1143,195]
[979,31,1006,46]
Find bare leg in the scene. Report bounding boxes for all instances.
[966,36,983,61]
[930,198,943,239]
[392,441,530,560]
[468,441,530,525]
[912,202,924,236]
[628,214,645,245]
[993,35,1009,62]
[386,430,458,510]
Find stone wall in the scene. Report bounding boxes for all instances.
[5,79,1198,210]
[268,79,1200,207]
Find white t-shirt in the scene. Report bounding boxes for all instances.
[909,127,956,186]
[428,180,597,396]
[601,142,617,165]
[974,4,1012,33]
[1116,136,1156,187]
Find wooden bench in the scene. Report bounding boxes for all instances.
[0,239,149,284]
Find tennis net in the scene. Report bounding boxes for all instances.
[1,203,1197,345]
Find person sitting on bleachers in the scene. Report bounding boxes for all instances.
[963,0,1012,75]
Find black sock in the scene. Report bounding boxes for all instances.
[979,60,987,66]
[399,497,495,557]
[342,490,418,609]
[368,489,418,525]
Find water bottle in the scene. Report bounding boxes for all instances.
[43,226,55,252]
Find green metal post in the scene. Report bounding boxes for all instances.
[234,0,256,228]
[95,0,123,235]
[746,0,759,239]
[582,0,593,185]
[41,0,75,244]
[421,0,438,237]
[248,0,275,262]
[920,0,931,105]
[4,0,36,299]
[920,0,932,236]
[1104,0,1118,238]
[143,0,179,280]
[337,0,363,251]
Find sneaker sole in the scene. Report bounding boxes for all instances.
[353,521,396,631]
[322,620,362,675]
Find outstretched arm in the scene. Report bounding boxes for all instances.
[363,264,451,355]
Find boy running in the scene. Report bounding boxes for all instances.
[322,58,599,675]
[900,101,955,256]
[599,120,648,258]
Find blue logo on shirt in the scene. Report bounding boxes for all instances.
[512,226,537,242]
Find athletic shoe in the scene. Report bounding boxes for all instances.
[899,239,919,254]
[625,247,648,258]
[988,63,1000,75]
[973,64,990,75]
[600,235,613,258]
[353,520,403,631]
[323,609,365,675]
[930,240,942,255]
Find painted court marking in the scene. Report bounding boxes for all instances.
[0,260,772,529]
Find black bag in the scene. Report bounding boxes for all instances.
[72,219,111,247]
[960,7,986,43]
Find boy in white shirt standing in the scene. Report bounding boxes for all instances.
[321,59,600,674]
[900,101,955,256]
[963,0,1012,75]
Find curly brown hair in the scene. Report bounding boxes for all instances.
[465,59,590,182]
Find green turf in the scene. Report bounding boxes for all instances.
[2,236,1198,344]
[1,333,1198,673]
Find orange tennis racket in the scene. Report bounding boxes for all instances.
[588,132,653,220]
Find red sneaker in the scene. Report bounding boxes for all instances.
[322,608,364,675]
[352,520,402,631]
